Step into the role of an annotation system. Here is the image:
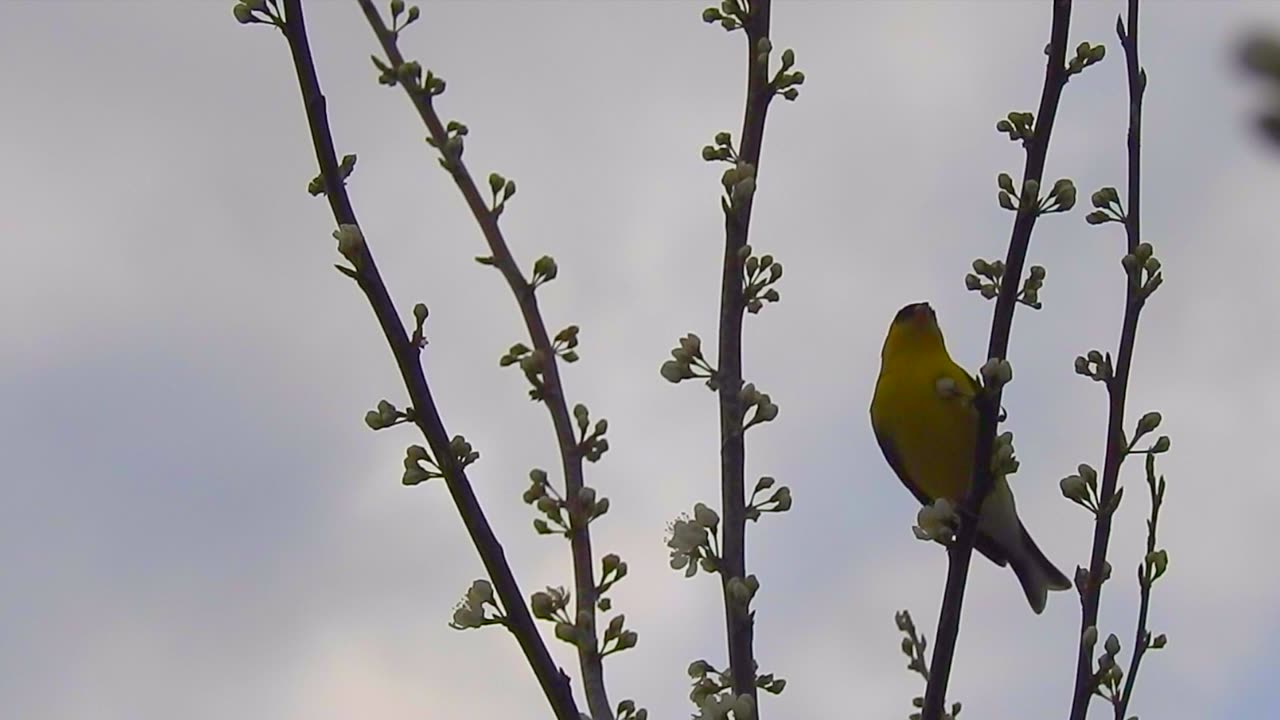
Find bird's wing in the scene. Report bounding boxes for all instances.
[873,423,1010,568]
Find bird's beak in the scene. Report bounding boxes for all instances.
[912,303,933,324]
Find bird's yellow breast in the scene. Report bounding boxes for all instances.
[871,353,978,503]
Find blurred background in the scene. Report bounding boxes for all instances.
[3,1,1278,718]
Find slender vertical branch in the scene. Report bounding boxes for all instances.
[353,3,612,716]
[1068,2,1147,718]
[1114,459,1163,719]
[921,3,1073,718]
[274,2,580,718]
[717,0,773,704]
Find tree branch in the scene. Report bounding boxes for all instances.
[353,2,613,716]
[921,3,1074,718]
[275,2,579,718]
[1068,2,1149,717]
[717,0,774,705]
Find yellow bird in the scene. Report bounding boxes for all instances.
[870,302,1071,613]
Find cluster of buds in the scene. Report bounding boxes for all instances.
[449,579,505,630]
[1142,548,1170,588]
[334,224,366,269]
[529,585,574,640]
[364,399,413,430]
[387,0,421,35]
[486,172,517,216]
[1140,452,1171,592]
[740,245,783,313]
[912,498,956,544]
[425,120,468,171]
[596,553,629,602]
[702,131,739,163]
[616,700,650,720]
[1085,186,1125,225]
[499,343,548,401]
[232,0,282,27]
[965,257,1005,300]
[979,357,1014,391]
[600,612,639,657]
[1019,265,1047,308]
[572,403,609,462]
[1060,462,1103,514]
[308,153,357,197]
[996,174,1076,216]
[745,475,792,521]
[996,111,1035,143]
[667,503,721,577]
[553,325,581,364]
[721,162,758,219]
[371,56,446,98]
[528,586,569,624]
[694,692,757,720]
[523,469,610,535]
[894,610,928,676]
[990,430,1020,477]
[760,40,805,101]
[661,333,719,388]
[1128,410,1171,455]
[701,0,748,32]
[740,382,780,431]
[725,574,761,617]
[895,609,961,719]
[1121,242,1163,299]
[1039,178,1078,214]
[402,435,477,485]
[1087,629,1127,702]
[1065,41,1107,77]
[522,469,564,534]
[1074,561,1113,596]
[530,255,559,289]
[1074,349,1114,383]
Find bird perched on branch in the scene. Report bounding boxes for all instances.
[870,302,1070,613]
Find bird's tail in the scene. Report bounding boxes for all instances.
[1009,525,1073,614]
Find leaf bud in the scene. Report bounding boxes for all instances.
[1082,626,1098,649]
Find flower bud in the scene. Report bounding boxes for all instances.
[1060,475,1088,502]
[693,502,720,530]
[1104,633,1121,656]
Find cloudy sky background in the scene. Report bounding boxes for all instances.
[4,1,1280,718]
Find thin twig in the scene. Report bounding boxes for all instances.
[921,3,1074,718]
[717,0,774,704]
[275,2,579,718]
[1114,457,1162,719]
[353,2,612,716]
[1068,2,1148,718]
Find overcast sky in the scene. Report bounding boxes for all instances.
[4,1,1280,719]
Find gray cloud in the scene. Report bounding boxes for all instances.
[2,1,1278,718]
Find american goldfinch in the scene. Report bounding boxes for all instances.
[870,302,1070,613]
